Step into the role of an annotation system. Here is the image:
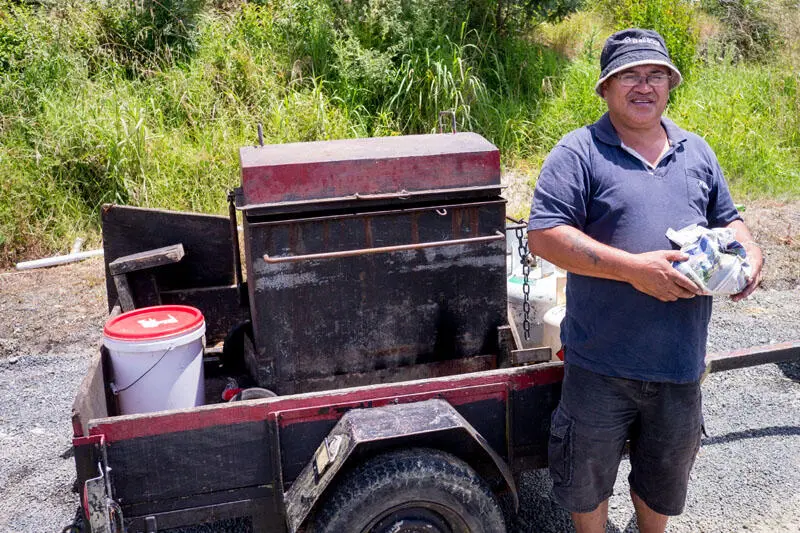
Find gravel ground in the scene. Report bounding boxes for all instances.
[0,200,798,532]
[0,352,90,532]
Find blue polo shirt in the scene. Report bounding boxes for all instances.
[528,113,741,383]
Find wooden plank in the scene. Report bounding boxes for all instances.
[71,353,109,437]
[108,244,184,276]
[125,272,163,309]
[497,325,514,368]
[101,205,234,312]
[72,437,103,503]
[506,304,552,365]
[112,274,135,312]
[510,346,552,366]
[506,303,525,353]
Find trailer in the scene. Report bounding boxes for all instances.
[68,130,800,533]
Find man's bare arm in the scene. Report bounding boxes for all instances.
[528,225,702,302]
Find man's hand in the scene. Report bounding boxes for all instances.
[626,250,704,302]
[731,242,763,302]
[725,220,764,302]
[529,226,703,302]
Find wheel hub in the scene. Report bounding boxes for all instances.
[369,507,454,533]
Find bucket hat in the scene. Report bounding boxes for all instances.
[595,28,682,96]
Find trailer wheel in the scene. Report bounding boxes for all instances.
[311,447,506,533]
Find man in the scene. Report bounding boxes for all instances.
[527,28,764,533]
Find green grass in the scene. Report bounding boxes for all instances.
[670,61,800,198]
[1,0,798,265]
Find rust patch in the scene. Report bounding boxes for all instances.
[468,206,480,236]
[452,208,462,238]
[363,217,373,248]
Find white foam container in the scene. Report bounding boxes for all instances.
[103,306,206,415]
[543,304,566,361]
[508,273,558,347]
[506,248,564,348]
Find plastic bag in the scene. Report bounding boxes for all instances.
[665,224,752,296]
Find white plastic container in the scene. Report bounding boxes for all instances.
[103,305,206,415]
[507,250,564,348]
[508,274,556,347]
[542,304,566,361]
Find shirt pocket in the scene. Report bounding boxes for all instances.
[685,169,712,219]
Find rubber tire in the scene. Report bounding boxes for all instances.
[311,447,507,533]
[221,321,252,375]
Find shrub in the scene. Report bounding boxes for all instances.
[468,0,584,36]
[385,33,489,133]
[98,0,206,76]
[700,0,781,63]
[0,1,28,71]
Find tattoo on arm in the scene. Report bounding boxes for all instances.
[569,232,600,265]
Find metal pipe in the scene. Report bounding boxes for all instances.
[505,222,527,230]
[70,237,85,254]
[227,190,244,294]
[264,231,505,264]
[16,249,104,270]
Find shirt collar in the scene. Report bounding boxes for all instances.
[591,112,688,147]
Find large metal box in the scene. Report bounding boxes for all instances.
[238,133,507,394]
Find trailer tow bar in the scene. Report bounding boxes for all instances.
[706,340,800,374]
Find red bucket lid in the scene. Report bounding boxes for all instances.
[103,305,204,341]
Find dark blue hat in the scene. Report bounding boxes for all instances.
[595,28,682,96]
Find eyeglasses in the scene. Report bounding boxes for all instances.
[614,72,672,87]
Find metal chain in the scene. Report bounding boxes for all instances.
[514,225,533,341]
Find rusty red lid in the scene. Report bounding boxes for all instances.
[238,132,501,209]
[103,305,204,341]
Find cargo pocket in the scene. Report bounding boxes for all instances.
[548,406,574,487]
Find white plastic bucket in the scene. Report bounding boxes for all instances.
[103,306,206,415]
